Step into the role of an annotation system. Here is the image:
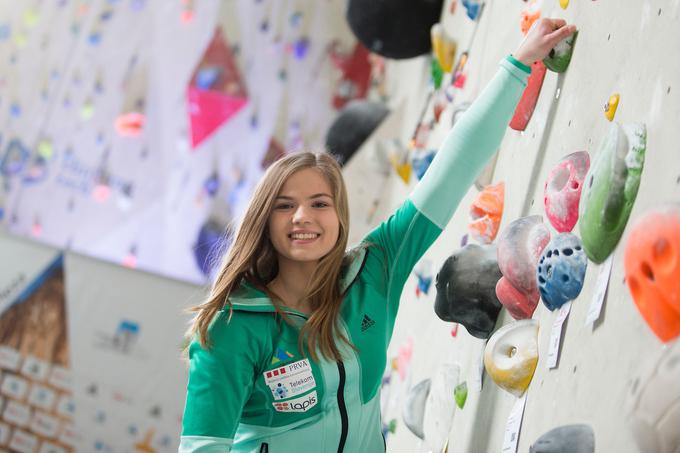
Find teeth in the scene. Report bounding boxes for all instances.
[291,233,319,240]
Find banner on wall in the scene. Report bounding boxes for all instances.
[65,252,201,453]
[0,253,77,452]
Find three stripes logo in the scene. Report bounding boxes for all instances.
[361,314,375,332]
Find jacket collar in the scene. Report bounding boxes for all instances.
[227,247,367,316]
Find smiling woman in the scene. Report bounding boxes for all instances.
[180,18,577,453]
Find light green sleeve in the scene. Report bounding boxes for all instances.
[410,56,531,229]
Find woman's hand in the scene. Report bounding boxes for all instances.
[513,18,577,66]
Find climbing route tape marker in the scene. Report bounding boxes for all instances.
[546,301,572,369]
[501,394,527,453]
[585,255,614,325]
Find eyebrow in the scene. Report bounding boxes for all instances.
[275,193,333,200]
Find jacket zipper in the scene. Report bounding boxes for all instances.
[336,361,348,453]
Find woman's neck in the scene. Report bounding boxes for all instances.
[268,259,318,314]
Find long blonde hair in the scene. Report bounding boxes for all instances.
[186,152,356,362]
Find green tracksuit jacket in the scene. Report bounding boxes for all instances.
[180,56,531,452]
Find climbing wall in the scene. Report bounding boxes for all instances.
[343,0,680,452]
[0,0,359,284]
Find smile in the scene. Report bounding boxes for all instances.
[288,233,321,240]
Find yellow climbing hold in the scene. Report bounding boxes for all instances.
[604,93,620,121]
[559,0,569,9]
[37,140,53,159]
[430,23,457,73]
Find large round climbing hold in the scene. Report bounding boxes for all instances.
[579,122,646,263]
[346,0,444,59]
[537,233,588,311]
[544,151,590,233]
[325,100,389,166]
[495,216,551,319]
[434,244,503,340]
[484,319,539,397]
[530,424,595,453]
[624,205,680,342]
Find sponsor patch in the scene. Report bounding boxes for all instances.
[263,358,316,399]
[272,391,318,413]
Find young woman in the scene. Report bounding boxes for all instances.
[180,19,576,453]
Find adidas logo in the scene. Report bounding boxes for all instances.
[361,314,375,332]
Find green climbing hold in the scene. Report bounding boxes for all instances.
[579,122,646,263]
[431,57,444,89]
[543,32,577,73]
[454,381,468,409]
[388,418,397,434]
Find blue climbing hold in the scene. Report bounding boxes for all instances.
[411,149,436,180]
[462,0,482,21]
[536,233,587,310]
[196,66,221,90]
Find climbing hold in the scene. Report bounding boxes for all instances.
[543,32,578,73]
[579,122,646,263]
[114,112,145,137]
[462,0,483,20]
[434,244,503,339]
[431,58,444,89]
[403,379,430,439]
[484,319,539,397]
[530,425,595,453]
[414,258,434,295]
[537,233,588,311]
[604,93,620,122]
[391,159,412,184]
[454,381,468,409]
[626,340,680,453]
[326,100,389,166]
[80,99,95,120]
[36,139,53,159]
[624,205,680,342]
[0,139,29,176]
[346,0,444,59]
[430,23,457,73]
[520,9,541,35]
[468,181,505,244]
[559,0,570,9]
[433,90,447,123]
[510,61,547,131]
[411,149,436,181]
[196,66,221,90]
[496,216,551,319]
[544,151,590,232]
[423,362,459,452]
[453,72,466,88]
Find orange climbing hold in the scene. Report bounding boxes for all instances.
[468,182,505,244]
[624,206,680,342]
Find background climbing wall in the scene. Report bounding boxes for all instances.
[0,0,360,284]
[340,0,680,452]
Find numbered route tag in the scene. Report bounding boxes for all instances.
[547,301,572,369]
[585,255,614,325]
[501,394,528,453]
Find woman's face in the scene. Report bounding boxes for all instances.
[268,168,340,265]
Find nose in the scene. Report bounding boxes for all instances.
[292,204,312,225]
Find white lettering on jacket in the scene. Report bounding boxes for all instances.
[263,358,316,399]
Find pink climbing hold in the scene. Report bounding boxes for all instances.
[544,151,590,232]
[495,215,551,319]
